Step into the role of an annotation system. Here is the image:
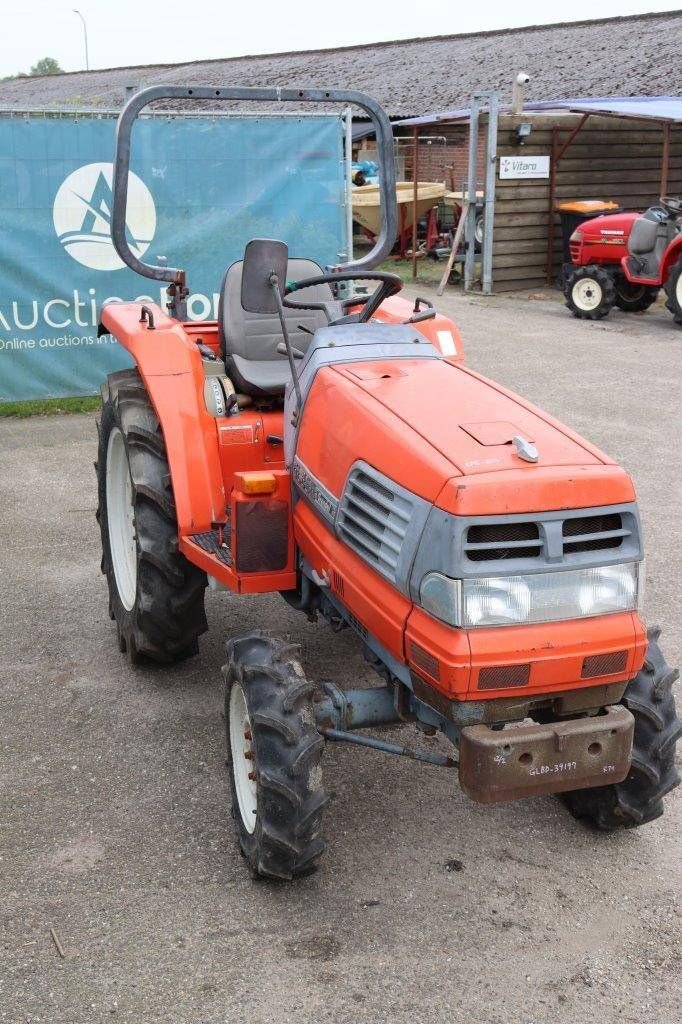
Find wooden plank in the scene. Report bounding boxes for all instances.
[493,264,557,281]
[493,278,549,293]
[493,238,563,255]
[436,199,470,297]
[492,212,551,227]
[493,251,561,269]
[493,226,555,242]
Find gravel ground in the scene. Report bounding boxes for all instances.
[1,286,680,1024]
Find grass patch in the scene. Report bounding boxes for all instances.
[376,256,445,286]
[0,396,100,418]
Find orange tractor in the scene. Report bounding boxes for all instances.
[97,87,680,880]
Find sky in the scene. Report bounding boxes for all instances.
[0,0,678,78]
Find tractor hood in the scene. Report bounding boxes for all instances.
[295,352,635,516]
[578,211,638,242]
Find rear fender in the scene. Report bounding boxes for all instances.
[99,302,225,534]
[661,234,682,281]
[364,294,465,363]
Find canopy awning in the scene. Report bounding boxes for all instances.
[396,96,682,128]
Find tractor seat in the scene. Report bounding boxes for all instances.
[218,257,333,397]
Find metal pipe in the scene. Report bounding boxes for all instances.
[481,91,499,295]
[320,728,458,768]
[111,86,399,312]
[343,107,354,265]
[464,95,480,291]
[73,10,89,71]
[314,683,399,731]
[411,126,419,280]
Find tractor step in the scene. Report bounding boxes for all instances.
[187,529,233,566]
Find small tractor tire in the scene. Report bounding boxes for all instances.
[564,265,616,320]
[614,277,659,313]
[223,632,328,880]
[563,630,681,830]
[663,256,682,323]
[96,368,207,664]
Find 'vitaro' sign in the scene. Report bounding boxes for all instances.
[499,155,551,180]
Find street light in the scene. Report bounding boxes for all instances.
[73,10,89,71]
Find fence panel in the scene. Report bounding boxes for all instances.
[0,112,346,400]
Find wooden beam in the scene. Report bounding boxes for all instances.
[661,122,671,196]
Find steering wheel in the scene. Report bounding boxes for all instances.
[283,270,403,324]
[660,196,682,217]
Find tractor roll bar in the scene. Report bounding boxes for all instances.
[111,85,399,318]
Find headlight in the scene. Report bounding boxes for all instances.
[419,562,642,628]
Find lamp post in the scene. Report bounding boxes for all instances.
[73,10,89,71]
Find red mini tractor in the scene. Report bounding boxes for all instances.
[96,87,680,881]
[564,196,682,321]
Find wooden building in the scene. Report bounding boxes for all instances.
[399,98,682,292]
[493,107,682,292]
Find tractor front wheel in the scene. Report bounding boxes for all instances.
[223,633,328,880]
[564,266,615,320]
[663,257,682,323]
[96,368,207,664]
[562,630,681,830]
[614,277,659,313]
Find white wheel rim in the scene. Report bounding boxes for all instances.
[573,278,603,311]
[677,274,682,306]
[229,683,258,834]
[106,427,137,611]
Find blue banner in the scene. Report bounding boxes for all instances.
[0,114,346,400]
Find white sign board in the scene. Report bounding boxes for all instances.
[499,155,550,180]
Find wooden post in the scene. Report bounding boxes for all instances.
[411,126,419,280]
[436,200,470,296]
[661,122,671,196]
[545,126,558,285]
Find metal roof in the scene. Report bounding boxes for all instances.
[397,96,682,127]
[562,96,682,123]
[0,12,680,119]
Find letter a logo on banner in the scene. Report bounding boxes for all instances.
[53,162,156,271]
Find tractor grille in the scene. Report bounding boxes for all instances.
[569,240,581,262]
[466,522,542,561]
[337,466,414,585]
[478,663,531,690]
[562,513,626,553]
[581,650,628,678]
[461,508,636,571]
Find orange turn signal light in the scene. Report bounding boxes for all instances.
[235,471,278,495]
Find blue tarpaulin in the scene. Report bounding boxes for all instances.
[0,113,347,401]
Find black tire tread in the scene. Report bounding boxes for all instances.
[96,368,207,664]
[563,633,681,830]
[564,265,616,320]
[613,279,659,313]
[663,257,682,323]
[223,632,328,880]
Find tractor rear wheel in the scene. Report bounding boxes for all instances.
[562,630,681,830]
[223,633,328,880]
[564,266,616,320]
[614,277,659,313]
[663,256,682,323]
[96,368,207,664]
